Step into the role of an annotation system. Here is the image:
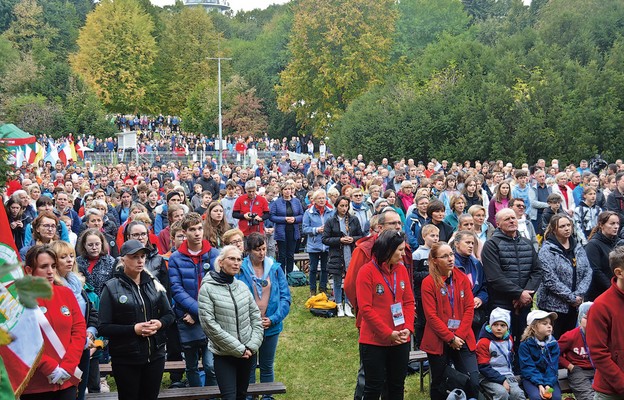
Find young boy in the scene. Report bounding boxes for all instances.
[512,170,531,215]
[412,224,439,349]
[193,190,212,216]
[558,302,595,400]
[477,307,526,400]
[539,193,564,235]
[586,247,624,398]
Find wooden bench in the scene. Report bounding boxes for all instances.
[86,382,286,399]
[294,252,310,273]
[100,361,192,375]
[409,350,429,392]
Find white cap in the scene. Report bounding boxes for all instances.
[527,310,558,326]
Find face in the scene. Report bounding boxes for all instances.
[219,250,243,276]
[453,199,465,213]
[498,183,510,196]
[535,171,546,184]
[584,190,597,204]
[9,203,21,217]
[490,321,508,339]
[28,253,56,284]
[56,193,69,210]
[389,242,406,265]
[245,187,256,198]
[534,318,553,339]
[511,201,526,217]
[424,231,439,246]
[434,245,455,276]
[228,234,245,252]
[431,209,445,223]
[84,234,103,258]
[87,213,103,230]
[314,193,327,207]
[250,243,267,262]
[210,205,224,222]
[497,211,518,235]
[602,215,620,237]
[37,217,57,242]
[185,222,203,247]
[466,181,477,194]
[282,186,293,198]
[351,192,364,204]
[129,225,149,246]
[549,201,561,212]
[557,175,568,186]
[121,192,132,205]
[572,173,581,184]
[30,188,41,200]
[123,252,147,276]
[459,217,474,231]
[336,199,350,216]
[57,251,76,277]
[382,213,402,231]
[385,192,396,205]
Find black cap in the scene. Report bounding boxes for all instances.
[120,240,148,257]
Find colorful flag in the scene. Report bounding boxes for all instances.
[24,144,36,165]
[75,140,92,159]
[43,139,59,165]
[0,204,44,397]
[33,142,44,165]
[69,138,77,162]
[58,141,72,166]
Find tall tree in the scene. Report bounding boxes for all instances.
[2,0,57,56]
[276,0,397,137]
[70,0,156,112]
[222,88,268,137]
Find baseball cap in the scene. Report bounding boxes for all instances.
[526,310,557,326]
[120,240,148,257]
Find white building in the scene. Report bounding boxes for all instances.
[183,0,231,13]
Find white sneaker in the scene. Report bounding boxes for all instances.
[337,304,345,317]
[344,303,354,318]
[100,377,110,393]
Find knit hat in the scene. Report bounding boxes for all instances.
[577,302,593,327]
[489,307,511,327]
[527,310,558,326]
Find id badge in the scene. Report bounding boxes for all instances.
[390,303,405,326]
[447,319,461,330]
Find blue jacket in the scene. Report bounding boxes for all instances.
[454,252,488,305]
[269,197,304,242]
[23,220,70,254]
[237,257,291,337]
[154,204,169,235]
[404,210,426,251]
[519,335,560,387]
[302,205,335,253]
[168,240,219,343]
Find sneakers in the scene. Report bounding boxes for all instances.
[344,303,354,318]
[100,377,110,393]
[337,304,345,317]
[169,380,187,389]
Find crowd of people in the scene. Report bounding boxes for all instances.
[6,149,624,400]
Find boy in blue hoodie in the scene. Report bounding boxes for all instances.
[477,307,526,400]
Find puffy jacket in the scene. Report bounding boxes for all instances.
[77,254,117,297]
[269,196,304,242]
[481,229,541,309]
[168,240,219,343]
[99,270,174,365]
[322,213,364,276]
[302,205,335,253]
[537,236,591,313]
[519,335,560,387]
[585,231,624,300]
[237,257,291,337]
[198,271,264,357]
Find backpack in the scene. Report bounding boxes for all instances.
[309,308,337,318]
[287,271,308,287]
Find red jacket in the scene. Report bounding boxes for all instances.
[24,285,86,394]
[558,327,593,370]
[586,278,624,395]
[355,258,414,346]
[420,267,475,355]
[233,194,269,236]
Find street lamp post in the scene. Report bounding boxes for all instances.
[207,57,231,168]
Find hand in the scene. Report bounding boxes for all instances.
[474,298,483,308]
[398,329,411,343]
[148,319,162,331]
[317,225,324,233]
[242,349,253,359]
[503,379,511,392]
[261,317,271,329]
[340,236,353,244]
[573,297,583,308]
[285,216,295,223]
[245,213,253,220]
[567,364,575,372]
[389,331,404,344]
[254,215,263,222]
[183,313,195,325]
[519,290,534,306]
[265,227,274,234]
[539,385,549,399]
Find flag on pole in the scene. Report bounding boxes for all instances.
[24,144,37,165]
[75,140,92,159]
[0,204,45,397]
[58,141,72,166]
[43,139,59,164]
[69,139,77,162]
[33,142,44,165]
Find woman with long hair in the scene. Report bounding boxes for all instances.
[22,245,86,400]
[20,211,60,259]
[462,176,484,209]
[269,181,304,274]
[6,197,26,250]
[439,175,460,216]
[487,181,512,227]
[585,211,623,300]
[383,189,406,224]
[421,242,480,400]
[124,220,169,290]
[204,201,230,249]
[356,230,414,399]
[76,228,117,298]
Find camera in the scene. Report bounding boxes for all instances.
[249,213,259,226]
[590,154,608,175]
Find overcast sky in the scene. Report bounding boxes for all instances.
[150,0,291,12]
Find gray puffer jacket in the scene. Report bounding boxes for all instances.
[198,271,264,357]
[537,236,591,313]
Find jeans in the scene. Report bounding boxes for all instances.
[182,340,216,387]
[77,348,90,400]
[308,252,328,292]
[480,376,526,400]
[214,355,255,400]
[522,380,561,400]
[360,342,410,400]
[427,344,480,400]
[277,234,297,274]
[333,273,345,304]
[250,333,279,386]
[112,357,166,400]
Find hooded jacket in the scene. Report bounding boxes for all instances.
[585,231,624,301]
[454,252,488,305]
[168,239,219,343]
[519,334,560,387]
[537,236,591,313]
[476,324,515,384]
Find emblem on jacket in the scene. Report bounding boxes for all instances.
[60,306,70,316]
[376,284,384,295]
[119,295,128,304]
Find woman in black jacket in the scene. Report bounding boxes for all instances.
[322,196,363,317]
[585,211,623,300]
[99,240,174,400]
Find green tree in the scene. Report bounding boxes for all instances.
[64,75,116,138]
[277,0,397,137]
[222,88,268,137]
[2,0,57,56]
[70,0,157,112]
[3,94,64,136]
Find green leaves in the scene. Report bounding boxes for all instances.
[14,275,52,309]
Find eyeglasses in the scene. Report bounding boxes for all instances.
[352,194,363,198]
[41,224,56,230]
[435,253,455,259]
[229,239,244,245]
[131,232,148,239]
[226,256,243,262]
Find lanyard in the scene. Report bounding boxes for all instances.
[373,261,397,302]
[445,276,455,318]
[580,329,595,369]
[492,340,512,371]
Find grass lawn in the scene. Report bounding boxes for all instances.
[271,286,430,400]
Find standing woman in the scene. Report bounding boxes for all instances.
[51,240,99,400]
[302,189,335,296]
[439,175,460,216]
[6,197,26,250]
[443,195,467,231]
[323,196,364,317]
[99,240,174,400]
[462,177,484,209]
[204,201,230,249]
[124,221,169,290]
[383,189,406,224]
[20,211,59,259]
[76,228,117,298]
[22,245,86,400]
[198,246,264,400]
[238,233,291,394]
[487,181,511,227]
[270,181,304,274]
[584,212,622,301]
[421,242,480,400]
[356,230,414,399]
[537,215,591,338]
